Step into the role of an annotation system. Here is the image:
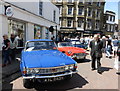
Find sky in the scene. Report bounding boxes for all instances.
[105,0,119,24]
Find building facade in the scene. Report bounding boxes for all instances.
[104,11,116,36]
[0,0,59,50]
[51,0,105,37]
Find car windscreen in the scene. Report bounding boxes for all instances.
[58,42,73,47]
[26,41,57,51]
[71,40,81,45]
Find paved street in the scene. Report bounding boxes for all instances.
[2,53,119,90]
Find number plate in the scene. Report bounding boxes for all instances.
[44,76,64,82]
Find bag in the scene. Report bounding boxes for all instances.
[95,52,102,58]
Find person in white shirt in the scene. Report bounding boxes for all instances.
[9,34,18,61]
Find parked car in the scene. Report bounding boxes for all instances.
[57,42,87,60]
[20,39,77,88]
[70,39,88,50]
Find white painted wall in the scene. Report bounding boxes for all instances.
[4,0,59,24]
[0,15,9,50]
[26,23,34,41]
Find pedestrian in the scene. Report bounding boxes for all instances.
[9,33,18,61]
[115,40,120,74]
[105,36,113,58]
[112,37,119,58]
[101,36,106,53]
[2,34,11,67]
[89,34,103,74]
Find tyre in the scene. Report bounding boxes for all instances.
[23,79,33,89]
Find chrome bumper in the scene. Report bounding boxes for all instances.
[23,70,78,79]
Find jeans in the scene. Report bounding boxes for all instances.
[3,49,11,64]
[106,46,112,57]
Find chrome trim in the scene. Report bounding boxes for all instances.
[23,70,78,79]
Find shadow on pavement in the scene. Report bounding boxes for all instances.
[2,71,21,90]
[76,58,91,63]
[100,67,113,73]
[34,73,89,90]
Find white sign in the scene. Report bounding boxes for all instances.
[6,7,13,17]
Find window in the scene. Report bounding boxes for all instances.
[87,19,91,29]
[58,6,62,15]
[88,0,93,5]
[79,0,84,3]
[45,28,49,39]
[88,8,92,16]
[96,10,100,18]
[78,7,83,15]
[110,15,112,21]
[67,19,72,27]
[96,21,99,29]
[68,7,72,15]
[78,20,83,28]
[68,0,72,3]
[113,16,115,22]
[39,1,43,16]
[97,2,101,6]
[53,10,56,22]
[56,0,62,2]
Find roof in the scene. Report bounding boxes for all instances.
[27,39,53,42]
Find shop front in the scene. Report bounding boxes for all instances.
[8,19,26,48]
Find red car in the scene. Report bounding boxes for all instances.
[58,42,87,60]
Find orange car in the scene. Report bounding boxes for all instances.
[58,42,87,60]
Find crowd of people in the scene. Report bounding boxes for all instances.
[2,34,18,67]
[2,33,120,74]
[61,34,120,74]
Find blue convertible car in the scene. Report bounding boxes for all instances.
[20,39,77,88]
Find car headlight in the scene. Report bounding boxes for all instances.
[69,65,74,69]
[65,66,69,70]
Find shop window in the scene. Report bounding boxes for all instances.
[8,20,25,48]
[34,25,42,39]
[45,28,49,39]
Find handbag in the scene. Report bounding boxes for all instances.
[95,51,102,58]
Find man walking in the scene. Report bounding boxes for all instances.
[2,34,11,67]
[9,34,18,61]
[90,34,103,74]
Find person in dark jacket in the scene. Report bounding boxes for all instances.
[102,36,106,53]
[117,41,120,61]
[90,34,103,74]
[2,34,11,67]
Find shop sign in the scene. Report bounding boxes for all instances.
[6,6,13,17]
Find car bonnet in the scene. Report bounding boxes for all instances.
[22,50,76,68]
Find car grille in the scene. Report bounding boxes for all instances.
[26,65,74,74]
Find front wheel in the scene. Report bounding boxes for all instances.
[23,79,33,89]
